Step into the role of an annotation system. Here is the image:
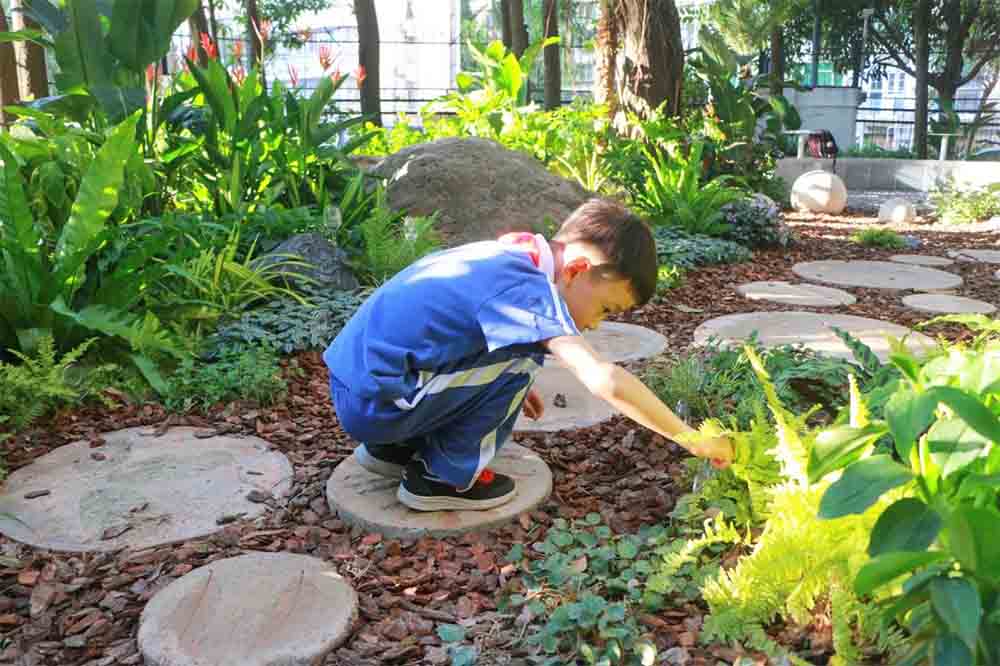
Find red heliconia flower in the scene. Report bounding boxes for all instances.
[186,43,197,64]
[145,63,157,84]
[231,39,244,62]
[354,64,367,87]
[330,68,344,85]
[231,65,247,86]
[199,32,218,60]
[287,63,300,88]
[318,45,334,71]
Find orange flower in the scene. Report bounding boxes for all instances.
[287,63,300,87]
[330,68,343,85]
[186,43,197,63]
[145,63,157,84]
[231,39,244,62]
[354,64,367,87]
[199,32,218,60]
[231,65,247,85]
[318,45,334,71]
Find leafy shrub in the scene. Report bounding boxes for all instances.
[206,287,364,357]
[653,226,751,270]
[152,227,310,338]
[164,344,288,412]
[719,194,794,249]
[851,227,908,249]
[0,337,116,431]
[930,181,1000,225]
[810,340,1000,666]
[844,144,916,159]
[632,141,745,236]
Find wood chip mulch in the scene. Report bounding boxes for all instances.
[2,218,997,666]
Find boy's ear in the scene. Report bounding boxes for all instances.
[562,256,592,281]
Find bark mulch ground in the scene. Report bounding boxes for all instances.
[1,218,997,666]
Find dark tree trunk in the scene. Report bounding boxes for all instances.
[914,0,930,159]
[543,0,561,109]
[594,0,619,115]
[188,2,212,66]
[510,0,528,58]
[769,26,784,96]
[500,0,513,49]
[355,0,382,126]
[617,0,684,118]
[10,0,47,99]
[246,0,266,87]
[0,8,20,126]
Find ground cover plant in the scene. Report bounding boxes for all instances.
[930,181,1000,225]
[851,228,908,249]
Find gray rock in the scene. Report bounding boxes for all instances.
[371,137,592,246]
[258,233,359,291]
[902,235,922,249]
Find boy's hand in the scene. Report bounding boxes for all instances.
[522,389,545,420]
[687,435,734,469]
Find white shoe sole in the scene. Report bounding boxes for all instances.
[354,444,405,479]
[397,484,517,512]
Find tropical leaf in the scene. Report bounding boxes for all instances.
[53,113,139,297]
[108,0,197,73]
[52,0,112,89]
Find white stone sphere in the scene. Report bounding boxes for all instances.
[879,197,916,224]
[791,170,848,214]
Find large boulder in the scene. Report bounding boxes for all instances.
[791,170,847,214]
[258,233,359,291]
[371,137,591,245]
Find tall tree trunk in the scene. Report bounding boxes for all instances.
[510,0,528,58]
[594,0,619,115]
[355,0,382,126]
[10,0,47,100]
[543,0,561,109]
[246,0,266,88]
[188,2,212,66]
[617,0,684,119]
[769,26,784,96]
[500,0,513,49]
[207,0,220,47]
[913,0,930,159]
[0,8,20,126]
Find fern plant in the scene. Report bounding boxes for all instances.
[356,192,440,285]
[632,141,745,236]
[0,336,117,430]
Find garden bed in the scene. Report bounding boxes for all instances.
[3,219,998,665]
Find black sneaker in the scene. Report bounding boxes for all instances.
[397,461,517,511]
[354,443,417,479]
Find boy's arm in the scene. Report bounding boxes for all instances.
[544,335,733,463]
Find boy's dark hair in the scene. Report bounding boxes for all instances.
[553,198,657,305]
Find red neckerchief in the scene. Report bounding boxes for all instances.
[498,231,542,268]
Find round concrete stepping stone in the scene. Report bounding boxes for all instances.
[573,322,668,363]
[735,281,856,307]
[889,254,955,267]
[793,260,962,291]
[327,443,551,538]
[138,553,357,666]
[515,365,617,432]
[947,249,1000,264]
[902,294,996,315]
[693,312,936,362]
[0,427,291,552]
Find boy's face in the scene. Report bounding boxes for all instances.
[557,258,636,332]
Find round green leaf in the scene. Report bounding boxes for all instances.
[947,506,1000,585]
[885,389,938,462]
[930,577,982,652]
[868,498,942,557]
[855,551,949,597]
[819,455,914,519]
